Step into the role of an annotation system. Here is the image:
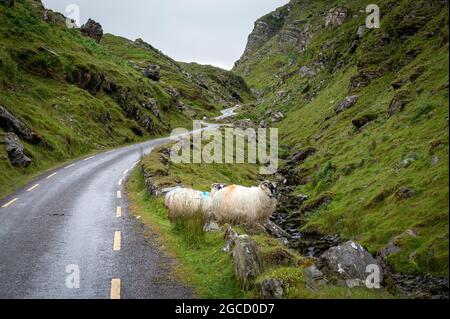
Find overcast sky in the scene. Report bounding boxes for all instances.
[42,0,289,70]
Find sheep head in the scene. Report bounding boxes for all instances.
[259,181,277,198]
[211,183,227,193]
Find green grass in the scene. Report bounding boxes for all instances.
[126,166,250,299]
[0,0,250,198]
[132,145,397,298]
[233,0,449,278]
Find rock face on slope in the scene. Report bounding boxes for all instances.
[2,133,32,167]
[0,105,41,144]
[324,7,349,28]
[81,19,103,43]
[235,4,290,66]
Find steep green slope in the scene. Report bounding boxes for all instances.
[234,0,449,277]
[0,0,250,197]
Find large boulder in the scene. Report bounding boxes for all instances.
[325,7,349,28]
[320,241,383,285]
[0,105,41,144]
[80,19,103,43]
[3,133,32,167]
[232,235,262,290]
[334,96,359,114]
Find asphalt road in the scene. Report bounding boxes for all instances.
[0,134,197,299]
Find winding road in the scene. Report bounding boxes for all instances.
[0,134,199,299]
[0,103,242,299]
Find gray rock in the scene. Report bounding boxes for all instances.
[204,221,220,233]
[3,133,31,167]
[306,265,324,280]
[320,240,383,283]
[80,19,103,43]
[263,220,291,239]
[266,109,284,123]
[378,230,418,261]
[142,64,161,81]
[0,105,41,144]
[325,7,349,28]
[232,235,262,290]
[299,66,316,78]
[388,90,411,116]
[335,96,359,114]
[349,25,366,53]
[395,187,414,200]
[0,0,14,7]
[260,278,283,299]
[222,225,239,253]
[143,98,160,118]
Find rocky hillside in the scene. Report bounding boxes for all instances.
[234,0,449,288]
[0,0,250,197]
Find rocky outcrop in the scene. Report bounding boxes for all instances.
[117,88,155,134]
[320,241,383,286]
[325,7,349,28]
[2,133,32,167]
[141,64,161,81]
[334,96,359,114]
[388,90,411,116]
[66,66,105,94]
[299,66,316,79]
[142,98,160,118]
[235,5,289,66]
[232,235,262,290]
[286,147,316,165]
[0,105,41,144]
[349,26,366,53]
[80,19,103,43]
[260,278,283,299]
[266,109,284,123]
[352,114,378,130]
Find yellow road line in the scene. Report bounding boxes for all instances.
[110,279,121,299]
[113,231,121,251]
[116,191,122,199]
[46,173,57,180]
[2,198,18,208]
[65,164,76,169]
[27,184,39,192]
[116,206,122,218]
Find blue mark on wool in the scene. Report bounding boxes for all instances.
[200,192,210,198]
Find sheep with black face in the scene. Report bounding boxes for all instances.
[210,181,278,225]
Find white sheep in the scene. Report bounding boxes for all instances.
[210,181,277,225]
[165,184,226,223]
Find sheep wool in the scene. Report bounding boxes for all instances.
[165,184,225,223]
[211,183,277,224]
